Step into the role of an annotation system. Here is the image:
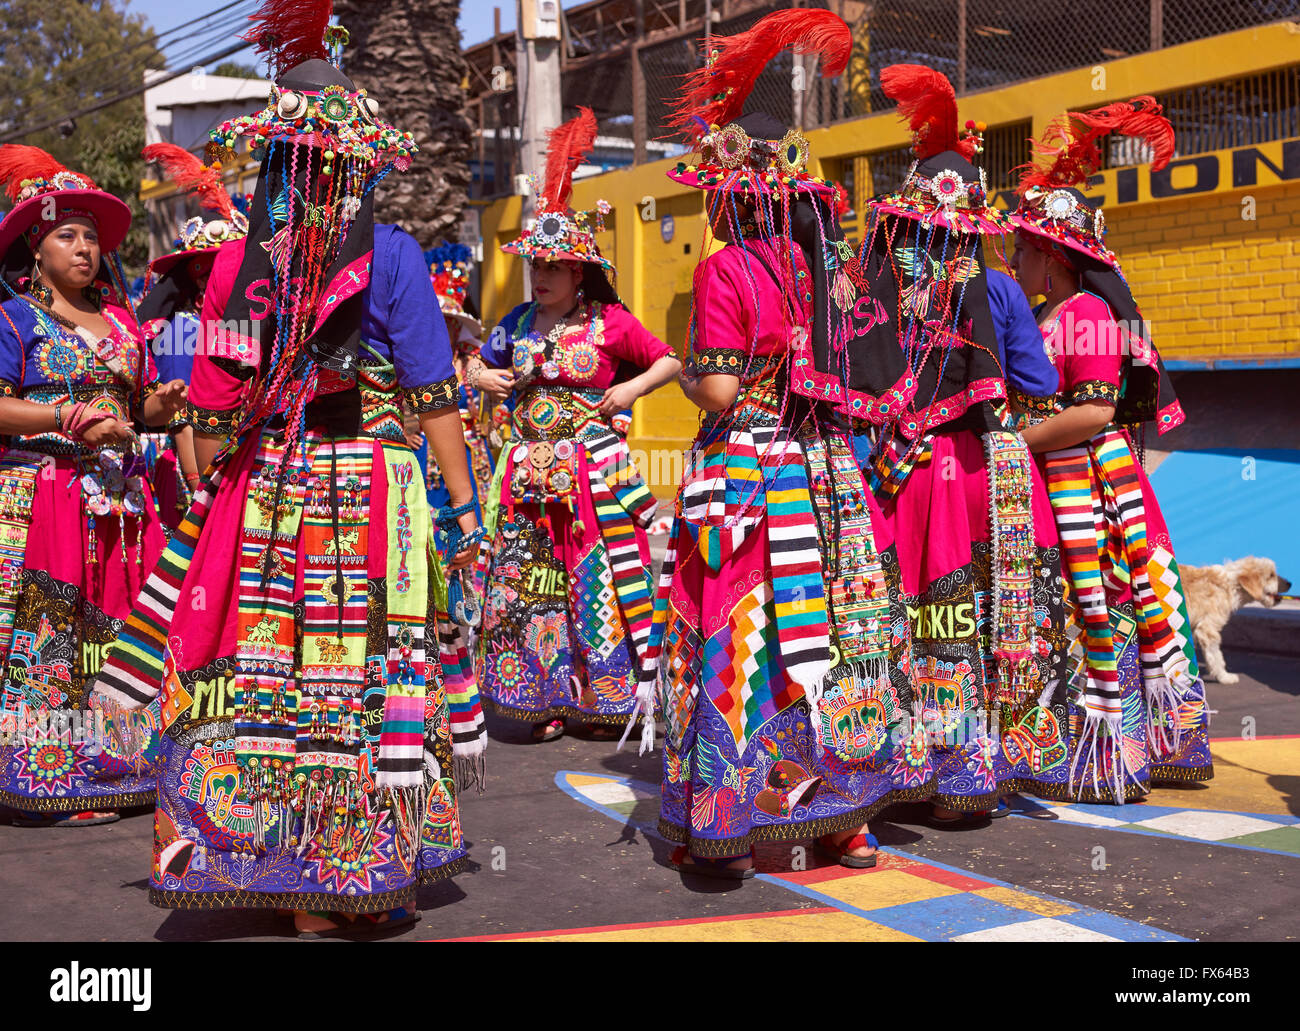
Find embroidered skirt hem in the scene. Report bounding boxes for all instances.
[482,695,632,726]
[147,853,467,913]
[658,781,936,858]
[0,785,154,813]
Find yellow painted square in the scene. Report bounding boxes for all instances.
[973,885,1076,917]
[564,773,612,788]
[523,910,920,942]
[811,868,961,911]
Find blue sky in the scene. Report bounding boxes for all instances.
[124,0,590,62]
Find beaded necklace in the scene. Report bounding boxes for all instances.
[509,298,596,386]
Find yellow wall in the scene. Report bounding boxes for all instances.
[1105,181,1300,363]
[479,22,1300,493]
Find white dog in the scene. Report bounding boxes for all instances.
[1181,557,1291,684]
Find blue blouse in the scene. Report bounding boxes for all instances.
[986,268,1059,398]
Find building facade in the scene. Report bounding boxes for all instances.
[475,13,1300,492]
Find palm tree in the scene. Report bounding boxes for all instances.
[334,0,472,246]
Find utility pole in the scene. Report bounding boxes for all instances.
[517,0,563,220]
[516,0,563,301]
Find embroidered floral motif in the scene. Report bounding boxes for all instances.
[1068,379,1118,407]
[188,403,239,436]
[1009,387,1057,420]
[402,375,459,414]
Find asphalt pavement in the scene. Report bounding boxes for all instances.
[1,645,1295,942]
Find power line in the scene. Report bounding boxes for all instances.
[0,40,249,145]
[3,1,255,113]
[6,8,255,130]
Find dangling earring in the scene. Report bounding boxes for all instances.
[29,258,52,307]
[1045,271,1054,294]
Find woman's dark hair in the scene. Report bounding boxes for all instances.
[1060,246,1147,340]
[580,261,623,308]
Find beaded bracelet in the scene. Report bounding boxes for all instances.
[54,402,64,433]
[434,499,483,554]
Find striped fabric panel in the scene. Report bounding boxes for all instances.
[233,439,306,771]
[294,440,371,776]
[436,614,485,752]
[1044,443,1122,721]
[0,457,40,663]
[379,442,432,788]
[1091,432,1184,690]
[94,467,225,708]
[586,430,659,530]
[761,434,831,690]
[586,446,654,663]
[639,514,679,692]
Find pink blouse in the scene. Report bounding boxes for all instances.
[485,300,672,389]
[1042,291,1126,410]
[691,239,810,375]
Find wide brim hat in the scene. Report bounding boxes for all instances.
[1010,96,1174,271]
[1009,187,1116,268]
[863,67,1006,235]
[437,293,483,337]
[142,143,249,280]
[149,214,250,279]
[500,212,615,273]
[0,186,131,262]
[666,121,838,198]
[504,107,616,272]
[870,151,1010,235]
[209,59,416,172]
[665,12,849,199]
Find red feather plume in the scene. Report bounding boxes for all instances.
[143,143,232,218]
[832,181,850,218]
[669,9,852,142]
[880,64,975,162]
[542,107,598,212]
[1017,96,1174,194]
[0,144,72,202]
[242,0,332,77]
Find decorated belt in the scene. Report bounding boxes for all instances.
[259,387,406,443]
[514,384,612,442]
[507,438,580,504]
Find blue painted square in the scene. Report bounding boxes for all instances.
[1060,908,1189,942]
[1071,802,1178,822]
[863,893,1040,941]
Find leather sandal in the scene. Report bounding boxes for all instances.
[815,832,879,869]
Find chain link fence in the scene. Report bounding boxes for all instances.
[634,0,1300,128]
[472,1,1300,197]
[640,6,800,146]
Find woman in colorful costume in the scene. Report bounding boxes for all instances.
[471,108,681,743]
[855,66,1074,823]
[630,12,933,877]
[0,146,187,824]
[415,244,494,513]
[91,3,485,936]
[137,143,250,530]
[1008,98,1211,800]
